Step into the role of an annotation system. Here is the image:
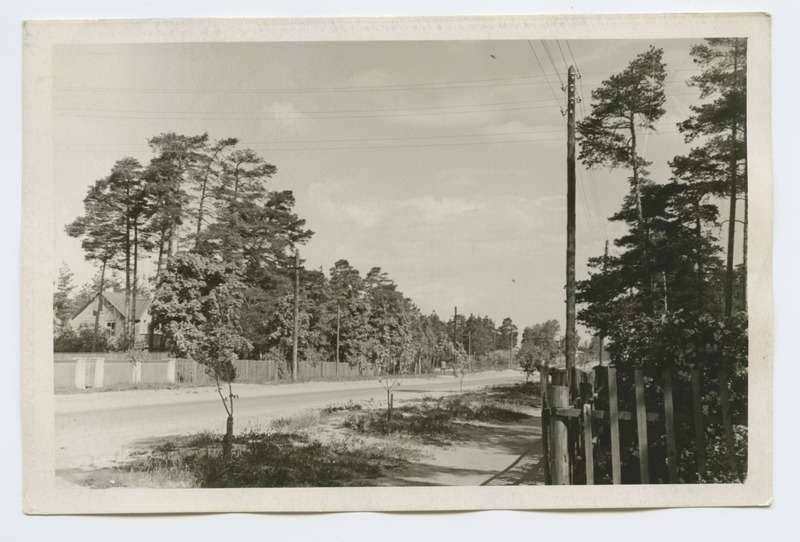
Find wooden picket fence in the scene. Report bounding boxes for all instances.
[540,364,745,485]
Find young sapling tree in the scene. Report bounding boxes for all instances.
[150,252,251,459]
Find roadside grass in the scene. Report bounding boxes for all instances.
[341,391,531,444]
[71,383,534,489]
[322,399,366,413]
[189,433,410,487]
[269,410,326,433]
[479,381,542,407]
[54,381,187,394]
[84,429,413,488]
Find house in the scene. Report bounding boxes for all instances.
[70,291,159,346]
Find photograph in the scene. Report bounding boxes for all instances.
[21,13,772,513]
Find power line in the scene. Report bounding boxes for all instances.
[60,127,571,148]
[52,66,703,95]
[54,129,684,154]
[565,39,589,121]
[56,136,570,154]
[563,43,606,243]
[526,40,565,112]
[54,103,566,122]
[52,76,580,95]
[576,165,605,249]
[565,41,579,70]
[51,78,698,101]
[540,40,566,89]
[555,41,571,73]
[53,97,562,117]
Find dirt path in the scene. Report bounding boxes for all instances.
[376,415,544,486]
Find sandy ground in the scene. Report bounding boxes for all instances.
[376,417,543,486]
[55,370,525,473]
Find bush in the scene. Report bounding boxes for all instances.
[590,310,749,484]
[53,323,117,352]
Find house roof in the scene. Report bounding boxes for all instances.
[102,291,151,320]
[71,291,152,321]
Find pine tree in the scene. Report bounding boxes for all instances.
[578,46,668,311]
[53,264,75,329]
[327,260,371,372]
[679,38,747,315]
[65,177,125,352]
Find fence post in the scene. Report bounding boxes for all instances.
[93,358,105,389]
[608,366,621,485]
[539,366,552,484]
[132,361,142,385]
[548,385,570,485]
[582,402,594,485]
[634,368,650,484]
[74,358,86,389]
[166,358,176,384]
[662,369,678,483]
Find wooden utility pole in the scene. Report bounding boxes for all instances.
[565,65,577,385]
[292,249,300,382]
[452,306,458,373]
[335,302,340,378]
[467,331,472,372]
[453,306,458,346]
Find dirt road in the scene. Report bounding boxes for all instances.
[56,370,524,471]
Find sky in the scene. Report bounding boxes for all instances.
[51,38,728,337]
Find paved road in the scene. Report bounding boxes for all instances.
[55,371,523,471]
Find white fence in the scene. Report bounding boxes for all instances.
[54,354,373,389]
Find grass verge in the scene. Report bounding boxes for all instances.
[341,389,532,444]
[72,382,538,488]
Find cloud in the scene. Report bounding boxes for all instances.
[306,181,386,227]
[265,101,305,116]
[400,195,483,224]
[307,181,488,228]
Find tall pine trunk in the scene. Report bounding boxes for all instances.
[695,202,706,312]
[130,221,139,347]
[195,150,221,248]
[723,39,740,318]
[629,115,653,312]
[91,260,107,353]
[742,121,749,312]
[124,212,131,349]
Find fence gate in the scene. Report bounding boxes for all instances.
[539,364,744,485]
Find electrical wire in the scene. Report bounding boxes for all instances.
[526,40,565,111]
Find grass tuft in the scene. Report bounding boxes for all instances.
[323,400,364,413]
[341,394,529,443]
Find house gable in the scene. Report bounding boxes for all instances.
[70,292,153,331]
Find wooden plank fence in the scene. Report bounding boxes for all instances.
[540,364,745,485]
